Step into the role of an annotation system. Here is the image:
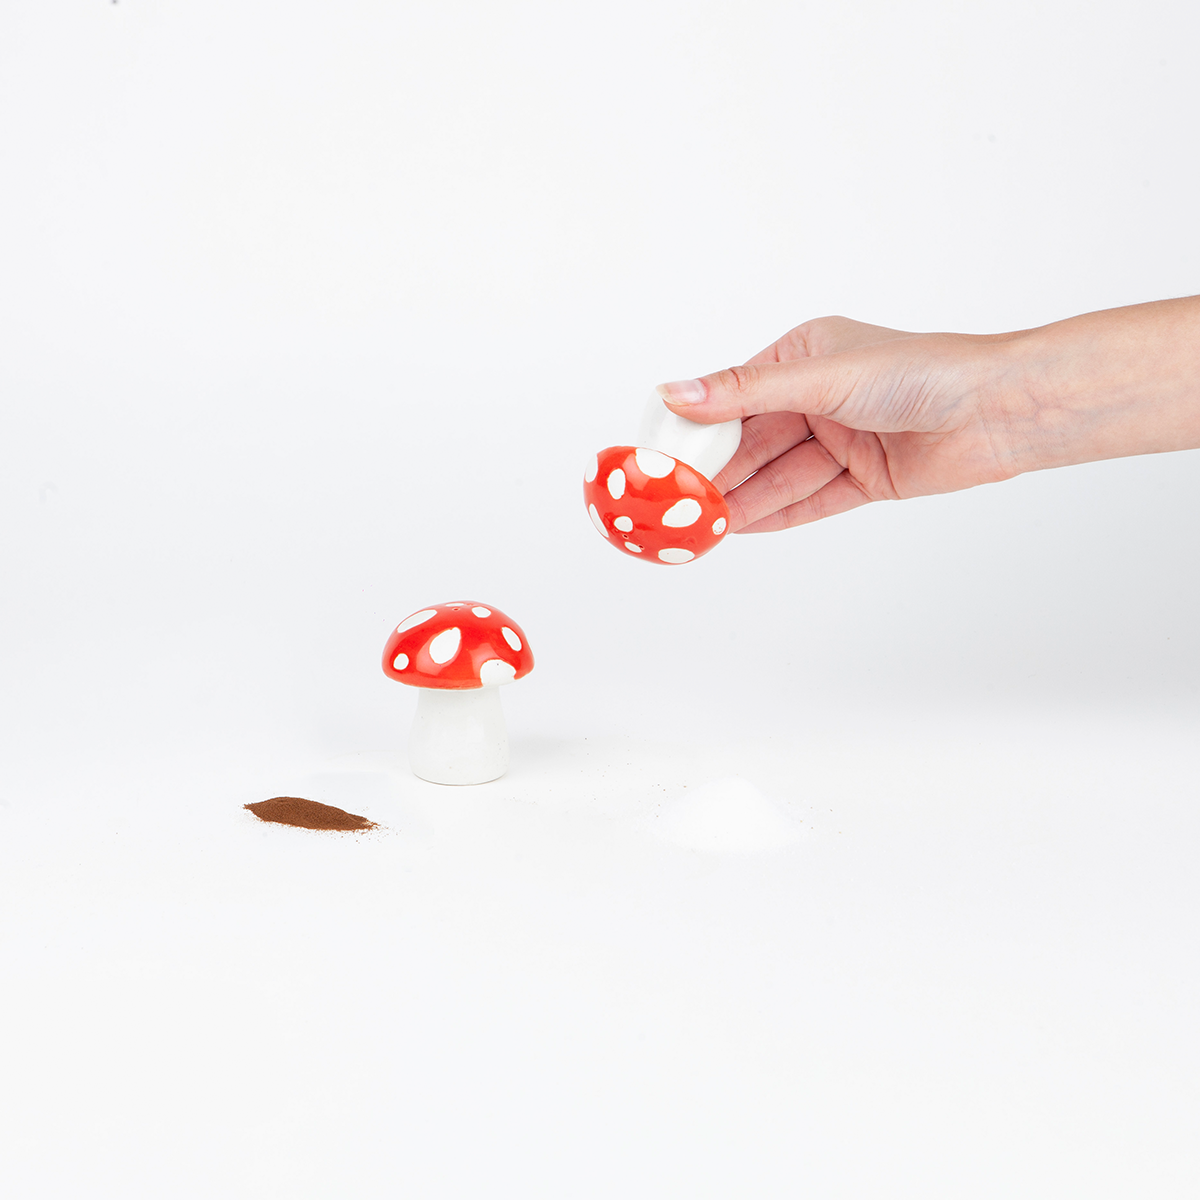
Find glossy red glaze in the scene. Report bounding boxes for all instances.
[382,601,534,690]
[583,446,730,565]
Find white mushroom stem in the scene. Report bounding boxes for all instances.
[638,394,742,481]
[408,686,509,785]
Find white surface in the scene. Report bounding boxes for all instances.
[2,0,1199,1196]
[3,715,1200,1199]
[652,775,801,852]
[638,393,742,481]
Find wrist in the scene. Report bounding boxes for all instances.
[993,298,1200,476]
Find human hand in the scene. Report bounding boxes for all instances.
[656,316,1026,532]
[656,298,1200,533]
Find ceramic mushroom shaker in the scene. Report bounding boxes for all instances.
[382,601,534,785]
[584,394,742,564]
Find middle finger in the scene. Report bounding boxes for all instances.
[713,411,813,492]
[722,437,845,531]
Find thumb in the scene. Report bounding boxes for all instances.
[656,357,856,424]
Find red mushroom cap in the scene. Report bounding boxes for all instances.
[583,446,730,565]
[382,601,534,690]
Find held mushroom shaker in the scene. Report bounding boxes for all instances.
[383,601,534,785]
[583,394,742,565]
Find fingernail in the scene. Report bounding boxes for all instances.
[655,379,707,406]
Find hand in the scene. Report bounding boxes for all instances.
[656,299,1200,533]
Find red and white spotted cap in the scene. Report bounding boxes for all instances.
[382,601,534,690]
[583,446,731,565]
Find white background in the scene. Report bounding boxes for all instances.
[2,1,1198,1196]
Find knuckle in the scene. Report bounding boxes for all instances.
[802,316,844,346]
[739,421,772,461]
[801,490,827,523]
[724,493,747,531]
[715,364,756,395]
[762,462,797,512]
[778,493,822,529]
[780,317,843,358]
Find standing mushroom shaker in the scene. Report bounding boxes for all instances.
[382,601,534,785]
[584,394,742,565]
